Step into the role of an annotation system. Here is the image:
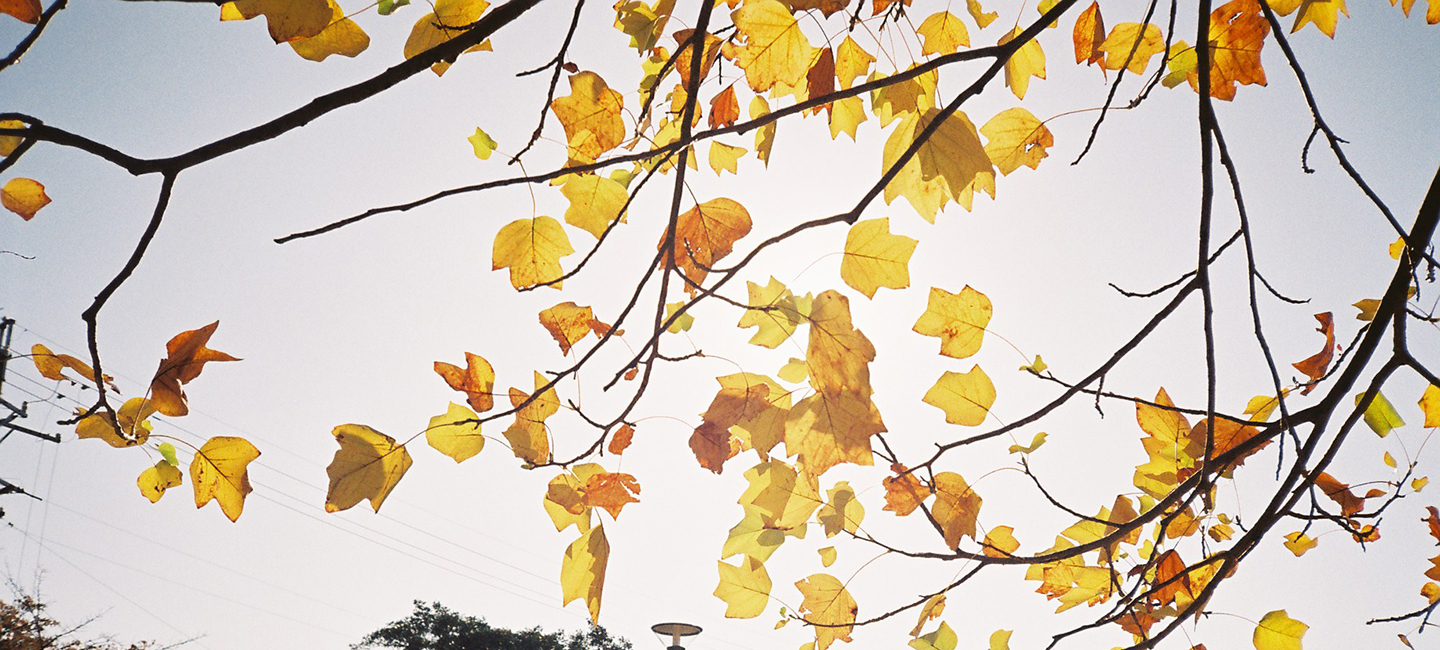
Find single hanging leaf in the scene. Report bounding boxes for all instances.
[1019,355,1047,375]
[827,95,867,141]
[715,556,772,618]
[841,218,918,299]
[468,127,498,160]
[1,119,26,156]
[492,216,574,290]
[561,524,610,623]
[726,0,818,93]
[403,0,493,76]
[1283,531,1317,556]
[968,0,998,28]
[1254,610,1307,650]
[1419,384,1440,427]
[806,48,836,112]
[2,178,50,221]
[818,546,838,566]
[909,621,957,650]
[989,630,1013,650]
[434,352,496,412]
[1073,2,1105,65]
[158,442,179,467]
[560,173,628,239]
[150,322,240,418]
[76,397,156,448]
[1353,298,1381,321]
[795,574,857,650]
[1415,477,1430,491]
[607,424,634,454]
[503,372,560,465]
[31,343,114,388]
[983,525,1020,556]
[834,37,875,89]
[1314,471,1368,516]
[1193,0,1269,101]
[817,481,864,537]
[1357,390,1404,437]
[981,107,1054,175]
[1097,23,1164,74]
[909,594,945,636]
[138,460,182,503]
[709,86,741,128]
[999,27,1046,99]
[932,471,983,548]
[190,436,261,522]
[1384,451,1398,468]
[1008,431,1048,454]
[551,71,625,166]
[664,198,752,290]
[324,424,412,513]
[426,402,484,463]
[710,142,747,175]
[917,11,970,56]
[1291,312,1334,393]
[1245,391,1288,422]
[539,302,608,354]
[225,0,331,42]
[924,366,996,426]
[737,277,810,348]
[1,0,41,24]
[289,0,370,61]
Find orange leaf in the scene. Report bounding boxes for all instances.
[1425,506,1440,541]
[709,86,740,128]
[434,352,496,412]
[1197,0,1269,101]
[1073,1,1105,65]
[30,344,115,389]
[662,197,752,291]
[149,322,240,417]
[607,424,635,454]
[1314,471,1366,516]
[1291,312,1334,393]
[0,0,41,24]
[539,302,604,354]
[933,471,982,548]
[883,465,931,515]
[583,472,641,518]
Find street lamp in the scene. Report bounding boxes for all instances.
[651,622,702,650]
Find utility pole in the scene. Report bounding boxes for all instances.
[0,318,55,506]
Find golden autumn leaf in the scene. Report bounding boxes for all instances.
[715,556,772,618]
[909,621,956,650]
[1192,416,1269,474]
[150,321,240,418]
[981,107,1054,175]
[790,0,849,16]
[1292,312,1334,393]
[909,594,945,636]
[818,481,864,537]
[1133,388,1203,498]
[561,523,610,623]
[719,373,792,457]
[710,142,747,175]
[737,277,811,349]
[76,397,156,448]
[751,96,777,164]
[402,0,492,76]
[2,177,50,221]
[190,436,261,522]
[737,459,823,534]
[138,460,182,503]
[1283,531,1318,556]
[664,197,752,290]
[983,525,1021,557]
[0,119,25,157]
[827,95,867,140]
[504,371,560,465]
[1254,610,1307,650]
[1290,0,1348,37]
[582,471,641,518]
[835,37,875,90]
[912,286,992,358]
[806,47,837,113]
[1009,431,1048,454]
[0,0,40,24]
[917,11,970,56]
[1097,23,1164,75]
[841,218,918,299]
[723,508,787,562]
[709,85,741,128]
[883,465,932,515]
[539,302,610,354]
[805,289,878,397]
[673,28,724,87]
[999,27,1046,99]
[434,352,496,412]
[819,545,837,566]
[607,423,635,454]
[492,216,574,290]
[614,0,675,52]
[693,378,776,473]
[31,344,114,388]
[289,0,369,61]
[795,574,857,650]
[225,0,330,43]
[1194,0,1269,101]
[1313,471,1369,516]
[426,402,484,463]
[560,174,628,239]
[924,366,996,426]
[989,630,1013,650]
[726,0,819,93]
[966,0,997,27]
[551,71,625,166]
[544,464,602,532]
[1073,1,1105,65]
[324,424,412,513]
[933,472,983,548]
[1420,384,1440,427]
[882,107,994,220]
[468,127,498,160]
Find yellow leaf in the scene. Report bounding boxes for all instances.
[551,71,625,165]
[324,424,412,513]
[715,556,772,618]
[1133,388,1202,498]
[0,119,24,157]
[882,108,994,220]
[226,0,330,42]
[806,290,876,398]
[1193,0,1269,101]
[999,27,1046,99]
[426,402,484,463]
[795,574,857,650]
[737,460,823,533]
[710,142,747,175]
[968,0,998,28]
[779,358,808,384]
[1356,390,1404,437]
[76,398,156,448]
[924,366,996,426]
[983,525,1021,557]
[738,277,810,348]
[1414,476,1430,492]
[785,392,883,477]
[190,436,261,522]
[137,460,182,504]
[544,466,598,532]
[841,218,918,299]
[909,594,945,636]
[492,216,574,290]
[818,481,864,537]
[1097,23,1164,75]
[909,621,956,650]
[917,12,970,56]
[1008,431,1047,454]
[503,371,560,465]
[31,344,113,388]
[539,302,606,354]
[751,96,777,164]
[403,0,492,76]
[561,523,610,623]
[834,37,875,89]
[723,508,787,562]
[1352,298,1380,321]
[2,177,51,221]
[1254,610,1307,650]
[727,0,818,93]
[989,630,1013,650]
[1282,531,1317,556]
[665,198,752,290]
[467,127,498,160]
[718,373,791,457]
[1419,385,1440,427]
[1423,582,1440,604]
[981,107,1054,175]
[614,0,675,51]
[559,174,627,239]
[288,0,369,61]
[434,352,496,412]
[1391,236,1407,259]
[933,471,982,548]
[1019,355,1047,375]
[818,546,837,566]
[1384,451,1397,468]
[827,95,867,141]
[1245,391,1288,422]
[1291,0,1348,36]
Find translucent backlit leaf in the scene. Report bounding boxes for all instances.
[403,0,493,76]
[738,277,810,348]
[468,127,498,160]
[226,0,330,42]
[540,302,611,354]
[1283,531,1318,556]
[561,523,609,623]
[665,197,752,290]
[968,0,998,28]
[76,398,155,448]
[289,0,370,61]
[909,594,945,636]
[324,424,412,513]
[984,525,1021,557]
[1254,610,1307,650]
[552,71,626,165]
[999,27,1046,99]
[710,142,747,175]
[434,352,496,412]
[917,11,970,55]
[1357,390,1404,437]
[715,556,772,618]
[981,107,1054,175]
[909,621,956,650]
[818,481,864,537]
[0,0,40,24]
[1008,432,1048,454]
[504,372,560,465]
[835,37,875,89]
[1420,384,1440,427]
[795,574,857,650]
[1073,2,1105,65]
[31,344,113,388]
[1097,23,1163,74]
[2,177,49,221]
[923,366,996,426]
[138,460,182,503]
[149,322,240,418]
[841,218,918,299]
[426,402,484,463]
[727,0,819,93]
[492,216,575,290]
[933,472,982,548]
[191,436,261,522]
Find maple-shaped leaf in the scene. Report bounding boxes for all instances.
[726,0,819,93]
[31,344,115,388]
[149,322,240,418]
[539,302,612,354]
[582,471,641,518]
[924,366,996,426]
[664,197,752,291]
[981,107,1054,175]
[883,465,932,515]
[840,219,917,299]
[493,216,574,290]
[1357,390,1405,437]
[715,557,772,618]
[827,95,867,141]
[0,0,40,24]
[426,402,484,463]
[882,108,994,220]
[434,352,496,412]
[402,0,493,76]
[1292,312,1334,393]
[723,508,787,562]
[551,71,625,166]
[1254,610,1307,650]
[796,574,857,650]
[76,397,156,448]
[693,377,778,472]
[674,28,724,88]
[1283,531,1318,556]
[191,436,260,522]
[1313,471,1370,516]
[910,621,957,650]
[3,178,50,221]
[138,460,182,504]
[785,397,884,479]
[544,464,602,532]
[710,142,747,175]
[709,86,741,128]
[1073,2,1106,65]
[1289,0,1348,36]
[818,481,864,537]
[738,277,811,348]
[908,594,946,636]
[719,373,792,457]
[1191,416,1268,474]
[289,0,370,61]
[1097,23,1163,75]
[613,0,675,52]
[912,286,992,359]
[984,525,1021,557]
[561,523,610,623]
[999,27,1046,99]
[503,371,560,465]
[324,424,412,513]
[917,11,970,56]
[561,174,628,239]
[1191,0,1269,101]
[1133,388,1203,498]
[835,37,874,90]
[737,460,823,535]
[806,290,876,398]
[933,471,982,548]
[224,0,331,43]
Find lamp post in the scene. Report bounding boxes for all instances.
[650,622,702,650]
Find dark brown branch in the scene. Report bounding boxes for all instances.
[1108,229,1241,298]
[508,0,587,164]
[1071,0,1163,165]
